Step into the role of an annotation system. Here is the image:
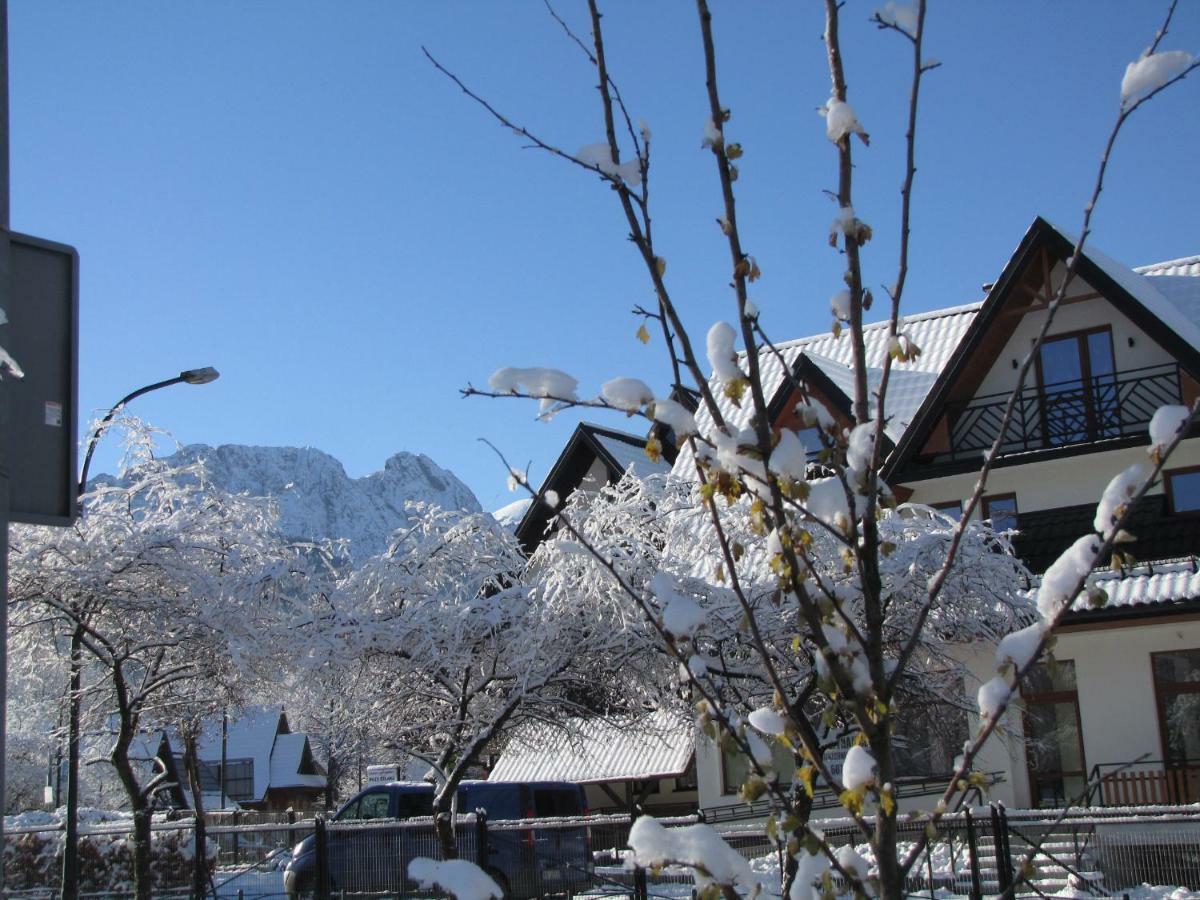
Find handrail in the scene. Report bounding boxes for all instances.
[945,362,1183,462]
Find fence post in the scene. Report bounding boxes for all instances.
[991,803,1012,895]
[313,816,330,900]
[231,808,240,867]
[475,809,489,871]
[633,864,648,900]
[964,808,982,900]
[287,808,296,856]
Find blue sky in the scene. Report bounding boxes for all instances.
[10,2,1199,513]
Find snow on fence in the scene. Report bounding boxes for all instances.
[5,804,1200,898]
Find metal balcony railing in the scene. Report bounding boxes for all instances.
[947,362,1183,461]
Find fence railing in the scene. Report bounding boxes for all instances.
[945,362,1183,462]
[4,803,1199,898]
[1089,758,1200,807]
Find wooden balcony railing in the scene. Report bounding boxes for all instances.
[1089,759,1200,807]
[946,363,1183,462]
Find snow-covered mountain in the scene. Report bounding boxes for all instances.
[119,444,481,560]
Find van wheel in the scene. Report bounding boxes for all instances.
[488,869,512,899]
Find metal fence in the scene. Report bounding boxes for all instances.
[4,803,1199,898]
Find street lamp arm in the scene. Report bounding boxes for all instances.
[77,368,220,496]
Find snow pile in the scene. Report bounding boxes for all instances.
[577,142,642,186]
[1148,404,1190,454]
[706,322,744,387]
[602,376,654,413]
[1094,462,1147,538]
[488,366,579,416]
[840,744,876,790]
[791,850,830,900]
[408,858,503,900]
[1121,50,1195,108]
[977,675,1010,720]
[995,622,1046,672]
[1036,534,1101,620]
[651,397,698,437]
[653,572,705,639]
[875,2,917,37]
[627,816,759,894]
[822,95,868,144]
[769,430,809,482]
[748,706,788,737]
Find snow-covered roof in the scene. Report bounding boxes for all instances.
[489,710,693,784]
[493,497,533,531]
[1135,254,1200,278]
[197,706,285,802]
[690,303,979,448]
[1047,222,1200,357]
[269,733,325,790]
[1079,557,1200,611]
[593,430,671,478]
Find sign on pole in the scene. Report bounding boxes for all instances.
[1,230,78,525]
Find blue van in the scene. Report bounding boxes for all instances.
[283,780,592,898]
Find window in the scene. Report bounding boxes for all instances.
[982,494,1019,533]
[1152,649,1200,766]
[1165,467,1200,514]
[1022,660,1087,807]
[395,791,433,819]
[893,703,968,779]
[675,761,697,791]
[1036,328,1119,446]
[358,789,392,820]
[222,759,255,802]
[721,740,796,795]
[931,500,963,521]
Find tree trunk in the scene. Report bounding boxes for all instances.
[182,733,211,900]
[131,804,154,900]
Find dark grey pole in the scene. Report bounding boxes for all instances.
[0,0,12,891]
[61,365,219,898]
[221,709,228,809]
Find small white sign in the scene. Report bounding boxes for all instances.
[44,401,63,427]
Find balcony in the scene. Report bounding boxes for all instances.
[945,363,1183,462]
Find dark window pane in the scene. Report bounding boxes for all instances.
[358,790,392,820]
[396,792,433,819]
[1024,659,1077,694]
[894,704,968,777]
[932,501,963,521]
[1087,331,1115,377]
[985,496,1019,533]
[1154,649,1200,685]
[1169,471,1200,513]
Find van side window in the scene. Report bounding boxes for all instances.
[396,792,434,819]
[335,799,360,821]
[358,790,392,820]
[533,788,581,818]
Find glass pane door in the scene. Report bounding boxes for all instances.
[1038,329,1117,446]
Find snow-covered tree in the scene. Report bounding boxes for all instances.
[439,2,1200,897]
[309,504,634,857]
[9,441,311,900]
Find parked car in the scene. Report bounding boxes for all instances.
[283,780,592,898]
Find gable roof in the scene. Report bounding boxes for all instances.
[886,216,1200,478]
[197,706,288,803]
[488,709,693,784]
[515,422,671,555]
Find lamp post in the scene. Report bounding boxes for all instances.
[60,367,219,900]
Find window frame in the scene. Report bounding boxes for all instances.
[982,493,1020,531]
[1164,466,1200,516]
[1151,648,1200,767]
[930,500,964,521]
[1033,326,1119,446]
[1020,659,1087,808]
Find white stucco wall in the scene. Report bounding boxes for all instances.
[904,437,1200,516]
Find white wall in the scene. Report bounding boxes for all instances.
[904,437,1200,516]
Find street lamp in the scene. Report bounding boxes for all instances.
[60,366,219,900]
[76,367,220,495]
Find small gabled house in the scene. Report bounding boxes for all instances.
[189,707,327,812]
[514,421,674,556]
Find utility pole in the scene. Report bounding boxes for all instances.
[0,0,14,888]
